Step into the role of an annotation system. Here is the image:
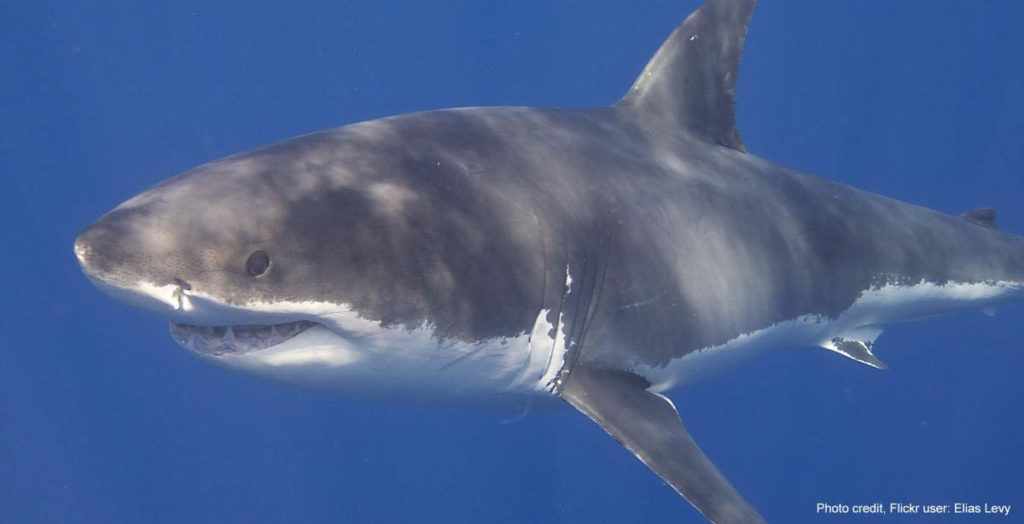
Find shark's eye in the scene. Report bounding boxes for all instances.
[246,250,271,276]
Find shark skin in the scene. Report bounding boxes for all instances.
[73,0,1024,522]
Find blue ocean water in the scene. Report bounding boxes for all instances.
[2,1,1023,522]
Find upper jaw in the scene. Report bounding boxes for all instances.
[82,274,353,355]
[170,320,320,355]
[81,271,318,327]
[80,272,186,316]
[76,250,369,354]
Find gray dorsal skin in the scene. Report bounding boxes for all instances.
[73,0,1024,522]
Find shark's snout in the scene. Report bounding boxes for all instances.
[73,226,98,277]
[74,218,188,316]
[73,211,139,281]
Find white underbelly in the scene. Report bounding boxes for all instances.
[202,308,567,409]
[642,279,1024,392]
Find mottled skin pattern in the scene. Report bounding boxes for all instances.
[76,104,1024,371]
[73,0,1024,520]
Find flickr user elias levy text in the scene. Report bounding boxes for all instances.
[815,501,1011,517]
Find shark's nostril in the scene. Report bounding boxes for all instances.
[173,278,192,291]
[170,278,192,311]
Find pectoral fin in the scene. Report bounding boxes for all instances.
[560,365,765,524]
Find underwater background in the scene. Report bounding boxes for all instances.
[2,1,1023,522]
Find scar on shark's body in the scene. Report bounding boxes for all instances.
[76,0,1024,522]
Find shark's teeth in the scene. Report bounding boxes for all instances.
[169,321,316,355]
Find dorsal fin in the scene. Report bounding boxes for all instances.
[962,207,998,229]
[617,0,756,151]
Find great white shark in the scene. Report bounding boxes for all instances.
[74,0,1024,522]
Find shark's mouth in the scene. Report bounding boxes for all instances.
[169,320,318,355]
